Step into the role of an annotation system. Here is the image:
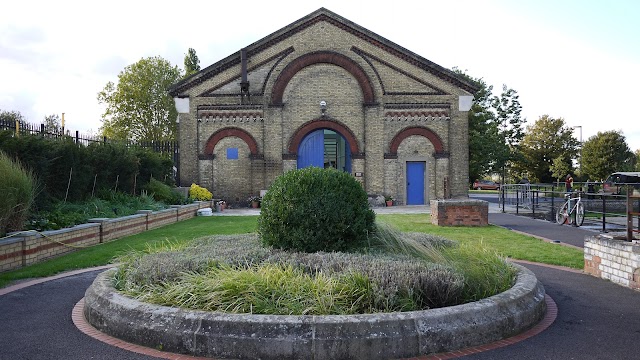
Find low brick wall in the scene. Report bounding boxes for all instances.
[584,234,640,290]
[0,201,215,273]
[143,208,179,230]
[0,223,101,272]
[430,199,488,226]
[89,214,148,243]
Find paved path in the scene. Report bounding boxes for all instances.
[1,211,639,359]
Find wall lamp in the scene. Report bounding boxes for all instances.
[320,100,327,117]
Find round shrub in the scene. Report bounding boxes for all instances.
[188,183,212,201]
[258,167,375,252]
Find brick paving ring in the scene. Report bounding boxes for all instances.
[83,264,546,360]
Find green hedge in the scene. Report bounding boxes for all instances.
[0,130,174,208]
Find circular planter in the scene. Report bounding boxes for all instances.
[84,264,545,360]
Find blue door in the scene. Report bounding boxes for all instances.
[297,130,324,169]
[297,129,352,173]
[406,162,425,205]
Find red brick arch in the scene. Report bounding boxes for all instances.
[288,120,360,155]
[388,126,444,154]
[270,51,375,105]
[203,127,259,155]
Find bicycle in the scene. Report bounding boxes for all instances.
[556,191,585,226]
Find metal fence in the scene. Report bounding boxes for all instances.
[499,183,640,238]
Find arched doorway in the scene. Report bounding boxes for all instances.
[297,129,351,173]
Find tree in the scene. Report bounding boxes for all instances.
[452,69,499,183]
[0,110,27,125]
[97,56,182,142]
[43,114,61,133]
[636,149,640,171]
[517,115,579,183]
[491,85,525,178]
[550,155,571,184]
[581,131,635,181]
[184,48,201,78]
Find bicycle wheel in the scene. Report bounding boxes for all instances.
[574,201,585,226]
[556,202,569,224]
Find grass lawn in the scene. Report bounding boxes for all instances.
[377,214,583,269]
[0,213,584,288]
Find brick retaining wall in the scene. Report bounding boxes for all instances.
[430,199,488,226]
[0,201,213,273]
[584,234,640,290]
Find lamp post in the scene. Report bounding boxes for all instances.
[573,125,582,179]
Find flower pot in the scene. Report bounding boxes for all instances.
[251,201,260,208]
[386,200,393,207]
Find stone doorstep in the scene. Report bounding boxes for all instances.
[83,264,545,360]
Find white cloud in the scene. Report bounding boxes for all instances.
[0,0,638,151]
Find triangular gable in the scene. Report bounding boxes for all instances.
[169,8,478,97]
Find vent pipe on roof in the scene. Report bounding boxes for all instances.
[240,48,250,104]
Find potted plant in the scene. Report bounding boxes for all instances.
[384,195,393,207]
[248,195,261,208]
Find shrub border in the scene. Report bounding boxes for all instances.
[83,264,546,359]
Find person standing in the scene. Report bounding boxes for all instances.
[565,174,574,192]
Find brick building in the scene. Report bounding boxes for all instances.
[169,8,477,205]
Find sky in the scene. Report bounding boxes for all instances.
[1,0,639,151]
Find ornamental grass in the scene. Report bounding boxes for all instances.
[114,224,516,315]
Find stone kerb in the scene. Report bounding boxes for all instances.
[83,265,546,360]
[430,199,489,226]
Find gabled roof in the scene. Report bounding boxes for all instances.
[169,8,479,97]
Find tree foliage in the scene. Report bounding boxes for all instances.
[491,85,525,176]
[43,114,61,133]
[453,69,525,183]
[98,56,182,142]
[581,131,635,181]
[550,155,572,183]
[183,47,201,78]
[466,78,498,182]
[517,115,579,183]
[0,109,27,125]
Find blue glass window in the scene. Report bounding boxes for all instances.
[227,148,238,160]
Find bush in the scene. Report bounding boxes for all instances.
[0,151,37,236]
[25,190,164,231]
[258,167,375,252]
[188,183,212,201]
[144,178,186,205]
[86,142,139,195]
[133,147,175,187]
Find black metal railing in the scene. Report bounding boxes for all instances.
[500,182,639,236]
